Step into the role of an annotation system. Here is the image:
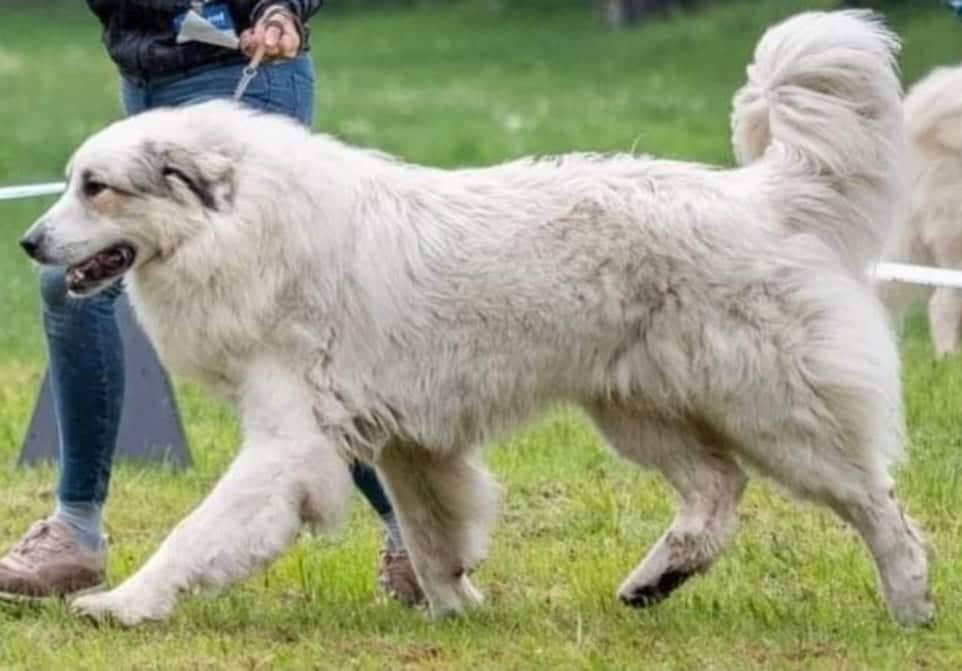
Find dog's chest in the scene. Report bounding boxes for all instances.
[127,280,248,391]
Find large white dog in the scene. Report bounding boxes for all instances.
[21,10,933,627]
[882,64,962,357]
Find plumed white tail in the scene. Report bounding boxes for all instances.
[731,10,906,275]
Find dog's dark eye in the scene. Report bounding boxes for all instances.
[82,178,109,198]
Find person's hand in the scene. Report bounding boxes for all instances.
[240,7,301,61]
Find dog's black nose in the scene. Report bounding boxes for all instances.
[19,232,44,259]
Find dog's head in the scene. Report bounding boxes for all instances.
[20,101,244,297]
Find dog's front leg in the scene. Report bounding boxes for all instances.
[71,369,353,626]
[376,444,500,619]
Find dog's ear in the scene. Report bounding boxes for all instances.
[142,140,235,211]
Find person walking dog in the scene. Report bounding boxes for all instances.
[0,0,423,608]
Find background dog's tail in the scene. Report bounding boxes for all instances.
[731,10,905,275]
[904,65,962,159]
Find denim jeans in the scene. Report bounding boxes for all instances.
[44,55,394,519]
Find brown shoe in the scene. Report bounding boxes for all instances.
[378,548,425,607]
[0,518,106,601]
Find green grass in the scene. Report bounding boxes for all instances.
[2,1,962,668]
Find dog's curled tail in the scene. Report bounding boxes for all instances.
[731,10,905,274]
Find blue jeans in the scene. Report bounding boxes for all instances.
[43,56,395,520]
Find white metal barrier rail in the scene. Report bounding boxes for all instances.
[873,263,962,289]
[0,183,66,201]
[4,181,962,289]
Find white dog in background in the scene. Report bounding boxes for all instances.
[20,10,933,627]
[882,65,962,357]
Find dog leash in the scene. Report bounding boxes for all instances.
[233,42,266,101]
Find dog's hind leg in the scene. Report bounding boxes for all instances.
[830,486,933,626]
[928,286,962,357]
[731,353,933,627]
[588,408,748,608]
[375,443,500,618]
[739,431,933,626]
[71,368,354,627]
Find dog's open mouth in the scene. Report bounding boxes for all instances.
[66,244,137,294]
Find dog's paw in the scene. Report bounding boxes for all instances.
[617,569,695,609]
[71,587,172,627]
[427,575,484,620]
[890,591,936,628]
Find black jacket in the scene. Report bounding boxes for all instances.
[85,1,323,79]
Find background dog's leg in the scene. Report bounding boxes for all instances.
[71,369,353,627]
[587,409,747,608]
[927,286,962,357]
[376,444,499,618]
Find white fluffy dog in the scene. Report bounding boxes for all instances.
[21,10,933,627]
[882,65,962,357]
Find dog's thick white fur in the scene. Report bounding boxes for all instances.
[23,10,932,627]
[882,64,962,357]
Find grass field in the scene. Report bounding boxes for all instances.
[2,1,962,669]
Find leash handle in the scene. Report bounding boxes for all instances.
[233,43,266,101]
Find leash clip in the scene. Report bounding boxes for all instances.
[233,43,266,101]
